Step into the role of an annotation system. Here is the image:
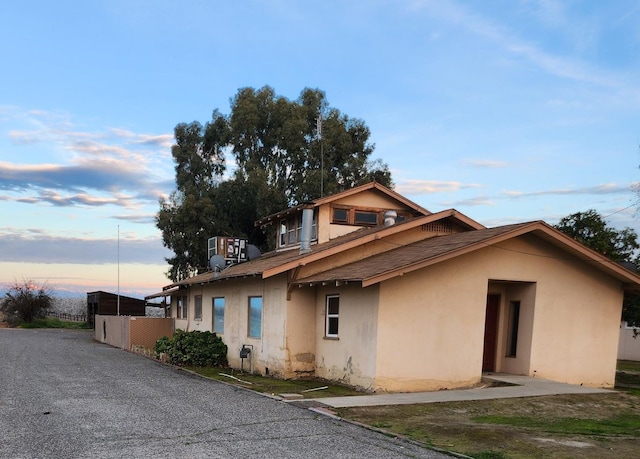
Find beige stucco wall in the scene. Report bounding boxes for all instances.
[371,235,623,392]
[618,322,640,361]
[376,262,487,392]
[173,276,291,377]
[95,315,174,351]
[284,286,317,378]
[94,315,129,350]
[314,284,380,391]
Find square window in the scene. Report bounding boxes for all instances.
[332,208,348,223]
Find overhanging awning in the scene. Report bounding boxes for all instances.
[145,287,179,300]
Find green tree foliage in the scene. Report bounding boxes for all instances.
[154,330,228,367]
[156,116,229,281]
[554,209,640,327]
[157,86,393,282]
[0,280,53,326]
[554,209,639,263]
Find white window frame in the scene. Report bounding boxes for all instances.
[325,295,339,338]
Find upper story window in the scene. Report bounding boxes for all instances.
[332,206,410,227]
[278,212,317,248]
[332,206,380,226]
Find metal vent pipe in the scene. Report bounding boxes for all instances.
[299,207,314,254]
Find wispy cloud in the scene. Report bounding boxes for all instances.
[449,196,495,207]
[503,183,630,198]
[0,227,170,264]
[411,0,629,91]
[1,108,174,209]
[460,159,510,168]
[396,179,482,194]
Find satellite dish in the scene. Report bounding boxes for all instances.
[209,255,226,272]
[247,244,261,261]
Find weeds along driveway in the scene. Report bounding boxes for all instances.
[0,328,453,459]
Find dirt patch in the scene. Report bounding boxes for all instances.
[337,392,640,459]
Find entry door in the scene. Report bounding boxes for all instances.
[482,294,500,372]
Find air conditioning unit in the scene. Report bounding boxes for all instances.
[208,237,248,264]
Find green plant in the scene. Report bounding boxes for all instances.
[154,330,228,367]
[1,280,53,326]
[19,317,89,329]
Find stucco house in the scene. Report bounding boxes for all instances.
[148,182,640,392]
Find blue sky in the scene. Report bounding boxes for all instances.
[1,0,639,298]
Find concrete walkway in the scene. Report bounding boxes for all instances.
[314,374,612,408]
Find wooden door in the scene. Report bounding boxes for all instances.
[482,294,500,372]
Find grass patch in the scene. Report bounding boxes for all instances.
[337,392,640,459]
[18,317,89,329]
[470,452,508,459]
[471,413,640,437]
[187,366,362,398]
[617,360,640,373]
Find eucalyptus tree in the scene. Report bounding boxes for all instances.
[156,115,228,282]
[157,86,393,281]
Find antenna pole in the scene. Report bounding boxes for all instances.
[117,225,120,316]
[317,114,324,197]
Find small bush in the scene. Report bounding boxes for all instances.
[154,330,228,367]
[1,280,53,326]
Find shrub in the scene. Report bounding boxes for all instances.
[0,280,52,326]
[154,330,228,367]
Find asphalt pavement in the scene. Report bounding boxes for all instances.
[0,328,453,459]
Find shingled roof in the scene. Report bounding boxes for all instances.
[293,221,640,289]
[162,209,485,290]
[154,216,640,295]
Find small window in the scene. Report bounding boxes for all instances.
[248,296,262,338]
[354,211,378,225]
[177,296,187,319]
[332,208,348,223]
[506,301,520,357]
[326,295,339,338]
[194,295,202,320]
[213,297,224,333]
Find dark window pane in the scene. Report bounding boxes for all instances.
[354,211,378,225]
[327,297,339,315]
[333,208,348,223]
[327,317,339,335]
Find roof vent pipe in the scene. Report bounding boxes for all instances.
[299,207,314,254]
[384,210,397,227]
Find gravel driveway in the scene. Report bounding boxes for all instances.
[0,328,453,458]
